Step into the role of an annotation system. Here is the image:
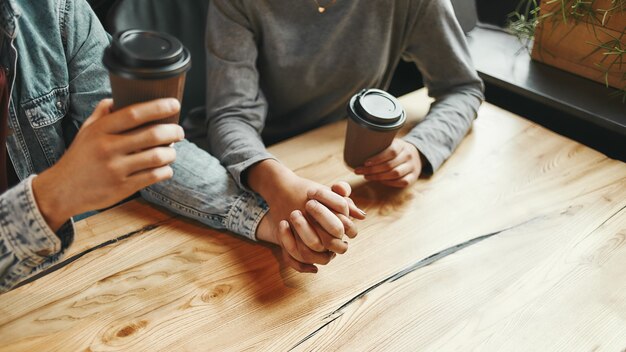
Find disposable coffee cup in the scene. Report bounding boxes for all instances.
[344,89,406,168]
[103,29,191,125]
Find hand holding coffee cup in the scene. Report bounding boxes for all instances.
[103,29,191,125]
[344,89,406,168]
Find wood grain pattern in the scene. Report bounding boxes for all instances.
[0,89,624,351]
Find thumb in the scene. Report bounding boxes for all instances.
[331,181,366,219]
[331,181,351,197]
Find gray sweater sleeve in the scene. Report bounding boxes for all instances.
[401,0,485,172]
[199,1,276,189]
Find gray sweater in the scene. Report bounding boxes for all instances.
[185,0,485,188]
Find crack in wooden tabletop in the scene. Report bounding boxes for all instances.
[11,219,172,290]
[288,216,546,351]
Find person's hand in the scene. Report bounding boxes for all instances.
[32,98,185,231]
[249,160,364,249]
[256,180,366,273]
[354,139,422,188]
[248,160,365,269]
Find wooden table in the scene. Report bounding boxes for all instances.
[1,89,625,351]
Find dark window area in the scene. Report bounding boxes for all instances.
[475,0,522,27]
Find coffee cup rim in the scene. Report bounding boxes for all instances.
[103,29,192,80]
[347,89,406,131]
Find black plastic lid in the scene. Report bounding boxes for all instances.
[347,89,406,131]
[103,29,191,80]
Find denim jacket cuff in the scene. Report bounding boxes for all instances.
[24,175,75,252]
[0,175,75,270]
[225,191,269,241]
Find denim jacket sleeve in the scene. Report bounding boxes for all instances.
[59,1,271,240]
[63,0,112,126]
[141,139,269,241]
[0,0,107,293]
[0,176,74,293]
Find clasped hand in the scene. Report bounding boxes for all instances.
[251,161,366,273]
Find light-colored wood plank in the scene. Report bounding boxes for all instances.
[0,89,624,351]
[69,199,175,259]
[294,180,626,352]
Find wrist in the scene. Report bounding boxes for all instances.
[254,212,279,245]
[32,169,75,232]
[246,159,295,201]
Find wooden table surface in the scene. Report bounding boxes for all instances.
[1,89,625,351]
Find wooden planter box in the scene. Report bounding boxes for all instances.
[531,0,625,89]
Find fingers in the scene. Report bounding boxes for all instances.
[282,250,317,274]
[118,123,185,153]
[291,208,350,254]
[314,224,349,254]
[330,181,352,197]
[305,200,344,239]
[355,139,422,188]
[346,197,366,220]
[362,141,401,166]
[330,181,366,219]
[121,146,177,175]
[363,163,413,182]
[127,164,174,189]
[304,199,349,254]
[278,221,317,273]
[101,98,181,134]
[82,99,113,128]
[354,151,409,175]
[277,220,334,265]
[380,174,418,188]
[337,213,358,239]
[307,187,349,216]
[289,210,325,252]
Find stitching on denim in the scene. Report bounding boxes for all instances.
[23,176,61,254]
[8,102,35,175]
[0,179,49,264]
[0,196,27,260]
[248,203,269,241]
[142,188,226,226]
[2,186,33,260]
[59,0,69,52]
[22,86,69,109]
[225,194,245,236]
[225,192,268,240]
[22,86,69,128]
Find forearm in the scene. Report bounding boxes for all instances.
[246,159,300,201]
[0,176,74,293]
[402,0,485,172]
[141,139,269,240]
[246,159,284,195]
[403,86,482,172]
[205,117,276,190]
[198,0,275,189]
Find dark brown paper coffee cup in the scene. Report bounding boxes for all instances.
[103,30,191,125]
[344,89,406,168]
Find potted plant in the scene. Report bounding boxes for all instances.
[508,0,625,101]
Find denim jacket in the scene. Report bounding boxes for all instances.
[0,0,268,293]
